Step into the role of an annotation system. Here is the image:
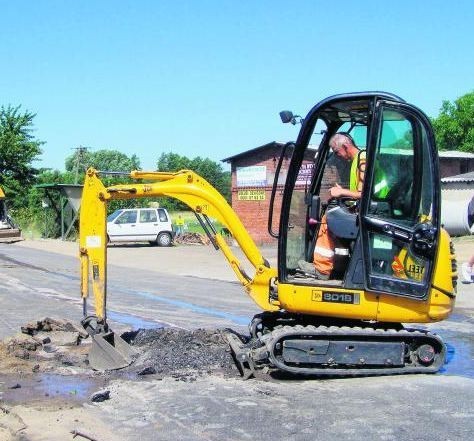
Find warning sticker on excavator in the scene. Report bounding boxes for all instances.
[392,249,425,281]
[86,235,101,248]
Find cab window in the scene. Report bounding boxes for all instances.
[366,108,434,288]
[368,111,415,221]
[285,119,326,269]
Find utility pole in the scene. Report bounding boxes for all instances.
[72,146,88,183]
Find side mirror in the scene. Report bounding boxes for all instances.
[279,110,303,125]
[279,110,294,124]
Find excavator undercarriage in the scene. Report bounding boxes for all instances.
[227,312,446,378]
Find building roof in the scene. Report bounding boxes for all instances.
[441,171,474,183]
[221,142,286,163]
[438,150,474,159]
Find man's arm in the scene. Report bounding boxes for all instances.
[329,183,361,199]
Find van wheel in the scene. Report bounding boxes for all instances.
[156,232,172,247]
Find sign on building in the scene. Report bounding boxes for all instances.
[236,166,267,187]
[237,189,266,201]
[296,163,314,186]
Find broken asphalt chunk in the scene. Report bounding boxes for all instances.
[90,389,110,402]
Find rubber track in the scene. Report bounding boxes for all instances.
[261,324,446,377]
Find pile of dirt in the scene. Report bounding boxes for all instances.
[125,328,240,379]
[0,318,90,374]
[174,233,210,245]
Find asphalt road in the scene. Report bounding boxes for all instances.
[0,239,473,441]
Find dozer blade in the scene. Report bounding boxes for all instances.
[88,331,137,371]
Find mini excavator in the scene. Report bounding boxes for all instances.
[79,92,457,375]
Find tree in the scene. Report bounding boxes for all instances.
[0,105,44,207]
[156,153,231,209]
[65,149,141,181]
[432,91,474,152]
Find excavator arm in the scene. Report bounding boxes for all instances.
[79,168,278,369]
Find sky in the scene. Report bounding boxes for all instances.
[1,0,473,172]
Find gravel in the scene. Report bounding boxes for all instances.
[124,328,241,379]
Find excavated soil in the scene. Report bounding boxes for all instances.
[0,319,243,381]
[123,328,241,379]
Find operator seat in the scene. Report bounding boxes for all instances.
[325,200,359,279]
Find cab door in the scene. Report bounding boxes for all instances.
[360,101,440,299]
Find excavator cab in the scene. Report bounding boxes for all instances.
[277,93,444,300]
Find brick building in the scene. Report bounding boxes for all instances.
[222,142,317,244]
[438,151,474,178]
[222,144,474,245]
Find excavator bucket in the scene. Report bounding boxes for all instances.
[88,331,137,371]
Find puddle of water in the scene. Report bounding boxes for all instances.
[447,313,474,324]
[438,333,474,378]
[37,373,92,399]
[0,374,104,404]
[432,315,474,378]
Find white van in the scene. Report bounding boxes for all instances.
[107,208,174,246]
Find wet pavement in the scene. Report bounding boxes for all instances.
[0,373,107,405]
[432,314,474,378]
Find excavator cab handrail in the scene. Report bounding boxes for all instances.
[268,142,294,238]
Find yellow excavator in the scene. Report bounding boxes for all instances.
[79,92,457,375]
[0,187,23,243]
